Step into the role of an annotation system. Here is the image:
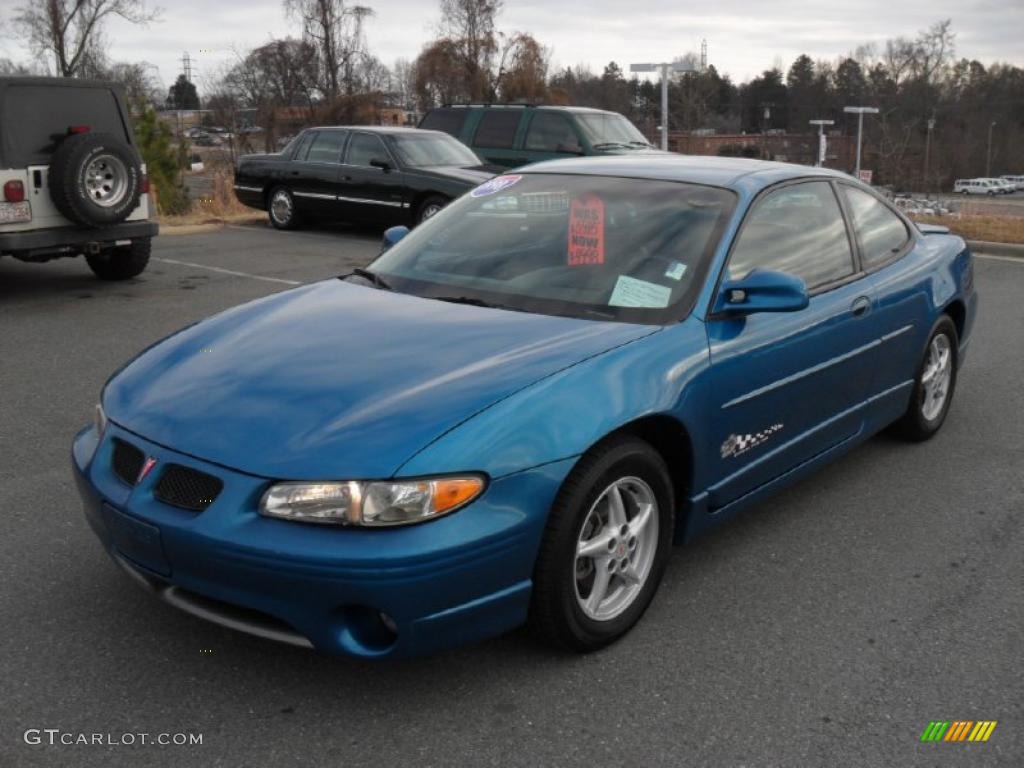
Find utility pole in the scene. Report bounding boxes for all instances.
[630,61,697,151]
[181,51,192,82]
[809,120,834,167]
[923,115,935,191]
[844,105,879,177]
[986,121,997,177]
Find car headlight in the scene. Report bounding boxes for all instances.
[259,476,485,527]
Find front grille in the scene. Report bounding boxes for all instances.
[111,438,144,486]
[154,464,223,512]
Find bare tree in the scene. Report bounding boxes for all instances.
[438,0,501,99]
[14,0,160,77]
[285,0,375,99]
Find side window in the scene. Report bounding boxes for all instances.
[291,132,315,161]
[305,131,346,163]
[728,181,855,290]
[841,186,911,268]
[345,133,389,166]
[525,113,582,153]
[420,108,468,138]
[473,111,521,149]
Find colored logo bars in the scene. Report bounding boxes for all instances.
[920,721,997,742]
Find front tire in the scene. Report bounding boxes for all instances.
[891,316,958,441]
[415,195,448,225]
[86,237,151,280]
[268,187,299,230]
[530,436,674,652]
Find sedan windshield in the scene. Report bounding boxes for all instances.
[577,114,651,148]
[369,174,735,324]
[391,133,482,167]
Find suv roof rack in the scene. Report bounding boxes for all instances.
[440,103,539,109]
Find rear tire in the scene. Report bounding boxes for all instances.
[268,187,299,230]
[86,237,151,281]
[890,316,958,441]
[530,436,674,652]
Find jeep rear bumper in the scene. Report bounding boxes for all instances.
[0,220,158,260]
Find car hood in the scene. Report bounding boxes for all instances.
[103,280,656,479]
[410,165,494,186]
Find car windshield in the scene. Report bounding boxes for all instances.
[369,174,736,324]
[391,133,481,167]
[576,114,651,148]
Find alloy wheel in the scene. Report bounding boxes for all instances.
[574,476,659,622]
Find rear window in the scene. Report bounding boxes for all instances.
[1,85,129,166]
[419,108,469,138]
[473,111,521,149]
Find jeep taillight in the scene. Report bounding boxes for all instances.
[141,174,150,194]
[3,180,25,202]
[68,125,91,134]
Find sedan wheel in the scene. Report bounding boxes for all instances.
[920,333,953,422]
[268,187,299,230]
[574,477,659,621]
[891,316,958,441]
[416,195,448,225]
[531,436,673,652]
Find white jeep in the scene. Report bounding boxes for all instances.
[0,77,158,280]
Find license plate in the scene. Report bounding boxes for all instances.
[0,201,31,223]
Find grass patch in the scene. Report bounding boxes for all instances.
[158,169,262,227]
[911,214,1024,245]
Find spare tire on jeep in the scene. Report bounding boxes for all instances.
[49,132,143,228]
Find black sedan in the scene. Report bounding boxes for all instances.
[233,127,496,229]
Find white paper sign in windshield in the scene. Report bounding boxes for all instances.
[609,275,672,308]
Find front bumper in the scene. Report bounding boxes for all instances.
[72,422,573,658]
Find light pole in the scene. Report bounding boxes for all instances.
[630,61,697,151]
[843,106,879,177]
[986,121,997,177]
[809,119,834,167]
[924,116,935,191]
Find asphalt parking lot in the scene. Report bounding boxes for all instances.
[1,223,1021,767]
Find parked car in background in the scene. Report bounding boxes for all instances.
[419,104,664,169]
[0,76,157,280]
[953,178,1000,195]
[76,156,976,658]
[983,177,1016,194]
[234,126,495,229]
[998,174,1024,191]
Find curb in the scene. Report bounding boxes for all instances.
[966,240,1024,258]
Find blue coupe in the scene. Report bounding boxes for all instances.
[72,156,977,658]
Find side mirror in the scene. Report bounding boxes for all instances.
[381,225,409,253]
[714,269,809,316]
[370,158,392,172]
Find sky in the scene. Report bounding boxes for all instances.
[1,0,1021,94]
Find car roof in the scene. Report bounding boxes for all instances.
[520,154,856,192]
[0,76,123,90]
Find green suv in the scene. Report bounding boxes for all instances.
[418,105,663,169]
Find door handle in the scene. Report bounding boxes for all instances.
[851,296,871,317]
